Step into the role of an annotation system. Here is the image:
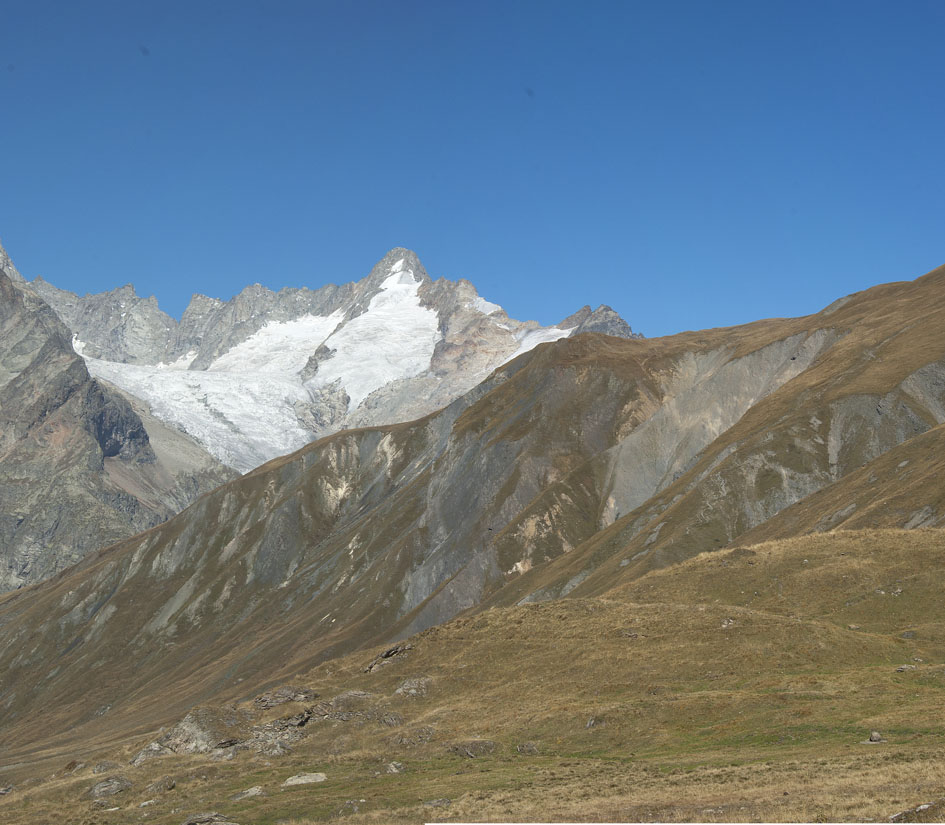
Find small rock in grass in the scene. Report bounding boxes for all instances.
[447,739,496,758]
[890,798,945,822]
[146,775,176,793]
[231,785,265,801]
[282,772,326,786]
[88,776,132,798]
[180,814,240,825]
[395,676,432,697]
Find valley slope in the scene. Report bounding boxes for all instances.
[1,259,943,770]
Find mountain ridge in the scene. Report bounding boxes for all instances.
[1,251,944,824]
[34,247,640,471]
[1,260,942,752]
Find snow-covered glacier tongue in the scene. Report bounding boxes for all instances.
[65,249,637,473]
[81,312,346,472]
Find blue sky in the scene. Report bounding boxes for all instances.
[1,0,943,336]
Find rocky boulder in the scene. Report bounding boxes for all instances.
[87,776,132,798]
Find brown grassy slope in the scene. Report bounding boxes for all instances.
[0,290,827,750]
[482,264,945,609]
[0,261,943,784]
[3,529,945,824]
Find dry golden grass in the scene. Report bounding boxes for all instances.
[3,529,945,823]
[302,751,945,823]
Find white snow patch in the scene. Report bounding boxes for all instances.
[308,269,440,409]
[209,313,343,374]
[76,277,441,472]
[157,350,198,370]
[501,326,575,365]
[469,296,502,315]
[83,356,315,472]
[79,313,343,473]
[72,335,87,356]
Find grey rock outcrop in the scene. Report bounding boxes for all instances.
[0,240,25,282]
[30,278,176,365]
[448,739,496,758]
[562,304,641,338]
[146,776,177,793]
[155,706,253,755]
[395,677,432,698]
[252,686,318,709]
[0,243,235,591]
[88,776,132,798]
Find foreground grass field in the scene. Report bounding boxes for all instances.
[3,529,945,823]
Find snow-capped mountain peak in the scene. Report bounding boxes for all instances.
[38,248,638,472]
[306,261,440,410]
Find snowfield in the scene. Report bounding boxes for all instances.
[503,325,574,364]
[76,257,580,473]
[84,346,325,473]
[79,260,441,472]
[306,265,441,408]
[470,296,502,315]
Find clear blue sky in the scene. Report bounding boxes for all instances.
[1,0,943,336]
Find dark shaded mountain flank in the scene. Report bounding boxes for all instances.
[0,251,234,591]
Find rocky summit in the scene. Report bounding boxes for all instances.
[0,248,944,824]
[35,247,640,472]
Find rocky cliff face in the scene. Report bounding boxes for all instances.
[0,242,26,283]
[485,267,945,608]
[0,245,235,591]
[37,248,639,471]
[1,261,943,748]
[29,278,177,365]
